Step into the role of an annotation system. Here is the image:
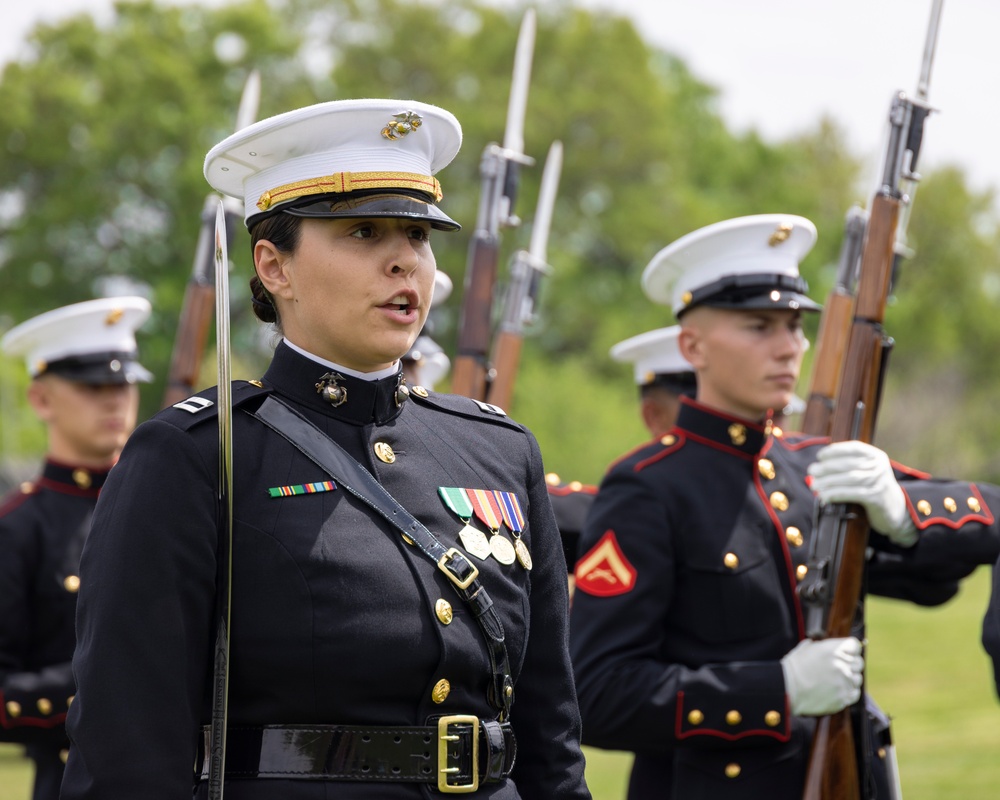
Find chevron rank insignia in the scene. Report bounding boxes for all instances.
[574,530,637,597]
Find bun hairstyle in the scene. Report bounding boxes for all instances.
[248,212,304,326]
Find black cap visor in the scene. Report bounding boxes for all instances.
[679,272,821,316]
[40,351,153,385]
[258,190,461,232]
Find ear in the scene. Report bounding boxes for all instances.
[678,323,705,370]
[254,240,293,301]
[26,379,54,422]
[640,396,663,438]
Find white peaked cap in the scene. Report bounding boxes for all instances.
[204,98,463,229]
[610,325,694,386]
[432,270,453,309]
[1,296,152,383]
[642,214,821,317]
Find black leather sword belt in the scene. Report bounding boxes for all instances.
[196,716,516,794]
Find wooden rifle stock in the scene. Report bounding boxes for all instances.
[452,231,500,400]
[486,330,523,410]
[801,6,941,796]
[161,196,219,409]
[801,207,867,436]
[801,196,900,800]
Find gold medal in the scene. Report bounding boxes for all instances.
[459,524,492,561]
[514,537,533,571]
[489,533,517,565]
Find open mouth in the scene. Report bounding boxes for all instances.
[386,294,414,313]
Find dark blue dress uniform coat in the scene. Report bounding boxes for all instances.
[62,343,590,800]
[0,460,108,800]
[569,397,1000,800]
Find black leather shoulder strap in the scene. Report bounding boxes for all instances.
[252,395,514,718]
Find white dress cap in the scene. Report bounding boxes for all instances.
[431,270,453,309]
[204,98,463,228]
[610,325,694,386]
[642,214,820,317]
[1,296,153,383]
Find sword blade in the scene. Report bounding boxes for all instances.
[208,198,233,800]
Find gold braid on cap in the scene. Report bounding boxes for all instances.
[257,171,443,211]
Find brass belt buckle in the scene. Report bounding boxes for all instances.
[437,548,479,590]
[437,714,479,793]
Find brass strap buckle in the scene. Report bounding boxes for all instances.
[437,715,480,793]
[437,548,479,590]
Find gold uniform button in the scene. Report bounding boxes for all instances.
[72,469,92,490]
[796,564,808,581]
[968,496,982,513]
[661,434,677,446]
[725,763,741,779]
[758,459,776,480]
[765,710,781,727]
[20,481,35,494]
[545,473,561,486]
[785,527,803,548]
[770,491,789,512]
[917,499,932,516]
[431,679,451,704]
[67,695,75,707]
[569,481,583,491]
[64,575,81,593]
[726,710,742,726]
[723,552,739,570]
[435,599,454,625]
[772,426,784,438]
[59,749,69,764]
[247,379,264,388]
[687,709,704,726]
[37,698,53,715]
[6,701,21,718]
[943,497,958,513]
[411,385,429,398]
[373,442,396,463]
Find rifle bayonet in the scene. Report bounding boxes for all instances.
[487,140,563,409]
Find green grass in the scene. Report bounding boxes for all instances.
[1,568,996,799]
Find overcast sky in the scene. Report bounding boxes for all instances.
[3,0,997,198]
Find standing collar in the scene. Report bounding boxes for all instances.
[262,341,409,425]
[676,396,770,456]
[41,458,112,495]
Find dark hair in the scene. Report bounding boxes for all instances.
[247,213,304,326]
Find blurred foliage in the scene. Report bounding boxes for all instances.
[0,0,997,486]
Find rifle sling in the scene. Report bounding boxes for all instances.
[252,395,514,719]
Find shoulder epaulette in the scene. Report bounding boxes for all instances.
[776,430,829,450]
[605,431,686,474]
[156,380,273,431]
[408,388,524,430]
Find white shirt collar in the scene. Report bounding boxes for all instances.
[283,338,400,382]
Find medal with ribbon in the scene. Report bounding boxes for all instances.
[494,490,531,570]
[465,488,517,565]
[438,487,491,560]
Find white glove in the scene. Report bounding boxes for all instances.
[807,440,918,547]
[780,637,864,716]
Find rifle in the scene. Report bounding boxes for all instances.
[800,205,867,436]
[486,139,562,410]
[798,2,943,798]
[161,70,260,409]
[450,9,536,400]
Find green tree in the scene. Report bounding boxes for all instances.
[1,0,996,489]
